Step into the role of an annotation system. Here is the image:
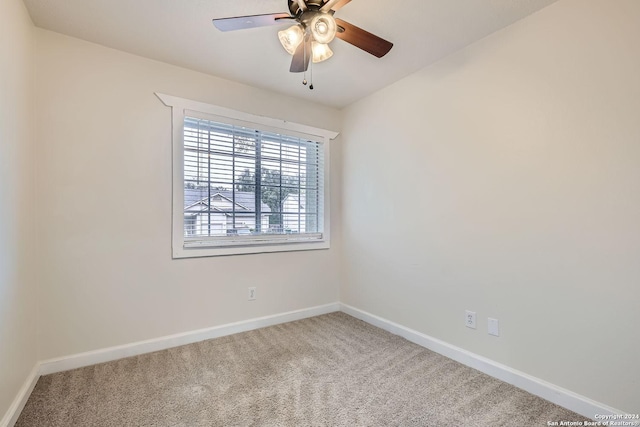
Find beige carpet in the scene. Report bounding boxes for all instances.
[16,312,584,426]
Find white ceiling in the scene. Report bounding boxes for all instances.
[23,0,558,109]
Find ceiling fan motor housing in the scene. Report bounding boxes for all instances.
[288,0,325,16]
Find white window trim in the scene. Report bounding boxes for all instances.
[156,93,339,258]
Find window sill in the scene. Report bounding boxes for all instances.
[173,239,330,258]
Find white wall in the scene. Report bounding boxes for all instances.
[0,0,37,421]
[341,0,639,414]
[34,29,342,360]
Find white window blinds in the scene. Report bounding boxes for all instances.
[182,116,325,247]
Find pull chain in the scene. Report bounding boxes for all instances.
[309,56,314,90]
[300,33,314,90]
[302,34,308,86]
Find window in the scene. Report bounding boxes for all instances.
[157,94,338,258]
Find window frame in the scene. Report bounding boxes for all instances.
[156,93,338,258]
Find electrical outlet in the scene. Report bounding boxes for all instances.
[465,310,477,329]
[248,287,256,301]
[488,318,499,336]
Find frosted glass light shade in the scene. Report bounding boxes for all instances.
[278,25,304,55]
[312,42,333,63]
[310,14,337,44]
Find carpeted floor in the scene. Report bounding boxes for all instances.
[16,312,584,426]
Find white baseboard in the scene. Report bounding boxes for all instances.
[39,302,340,376]
[0,365,39,427]
[3,302,625,426]
[340,303,625,420]
[3,302,340,426]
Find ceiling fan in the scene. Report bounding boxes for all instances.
[212,0,393,85]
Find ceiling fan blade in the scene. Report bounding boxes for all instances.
[320,0,351,13]
[290,37,311,73]
[212,13,292,32]
[334,18,393,58]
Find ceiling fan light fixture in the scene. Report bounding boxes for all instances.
[311,42,333,63]
[278,24,304,55]
[310,13,337,44]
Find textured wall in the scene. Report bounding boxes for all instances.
[341,0,639,414]
[0,0,37,422]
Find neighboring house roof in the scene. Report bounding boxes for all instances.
[282,193,306,211]
[184,188,271,214]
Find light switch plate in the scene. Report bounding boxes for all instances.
[488,318,499,336]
